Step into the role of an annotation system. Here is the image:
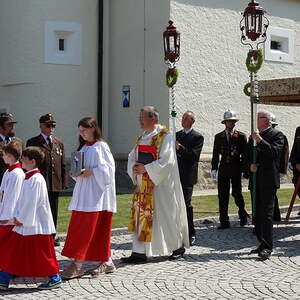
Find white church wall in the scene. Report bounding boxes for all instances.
[0,0,98,154]
[171,0,300,153]
[103,0,170,157]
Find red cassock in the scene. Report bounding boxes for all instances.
[0,225,14,258]
[62,210,112,262]
[0,232,59,277]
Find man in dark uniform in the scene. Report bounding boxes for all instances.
[290,126,300,201]
[270,114,289,222]
[0,113,19,184]
[26,113,68,246]
[176,111,204,246]
[249,110,284,260]
[211,110,249,229]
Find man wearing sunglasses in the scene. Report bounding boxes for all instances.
[0,113,21,184]
[26,113,68,246]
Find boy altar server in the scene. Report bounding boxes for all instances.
[0,147,62,290]
[0,141,24,257]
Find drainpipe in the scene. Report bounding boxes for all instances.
[97,0,103,128]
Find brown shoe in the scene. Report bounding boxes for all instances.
[61,262,85,279]
[90,263,116,276]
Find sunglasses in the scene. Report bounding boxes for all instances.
[45,124,56,128]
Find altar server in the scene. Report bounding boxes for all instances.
[0,147,62,290]
[0,141,24,257]
[61,117,117,279]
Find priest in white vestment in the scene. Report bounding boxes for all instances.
[122,106,189,263]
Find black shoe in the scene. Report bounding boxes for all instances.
[168,247,185,260]
[258,249,272,260]
[298,211,300,216]
[189,236,196,246]
[120,253,147,264]
[54,238,60,247]
[240,217,248,227]
[217,223,230,230]
[273,217,281,222]
[250,247,262,254]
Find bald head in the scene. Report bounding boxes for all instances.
[181,111,195,130]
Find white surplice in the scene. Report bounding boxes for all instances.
[0,167,24,224]
[127,125,189,257]
[69,141,117,213]
[13,170,56,236]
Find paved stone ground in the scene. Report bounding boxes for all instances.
[1,212,300,299]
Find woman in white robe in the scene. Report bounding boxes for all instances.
[61,117,117,279]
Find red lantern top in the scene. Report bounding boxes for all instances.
[163,21,180,64]
[243,0,265,41]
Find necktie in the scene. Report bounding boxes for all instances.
[227,132,231,144]
[4,136,10,144]
[47,136,53,149]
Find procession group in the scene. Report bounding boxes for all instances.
[0,105,299,290]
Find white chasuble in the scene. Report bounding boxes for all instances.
[128,125,189,256]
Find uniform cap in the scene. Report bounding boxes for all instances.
[270,113,278,126]
[0,113,17,125]
[221,110,239,124]
[39,113,56,124]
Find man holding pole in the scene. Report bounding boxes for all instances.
[249,109,284,260]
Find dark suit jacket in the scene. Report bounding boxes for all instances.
[0,139,7,184]
[289,126,300,181]
[176,129,204,186]
[211,130,247,177]
[248,127,284,190]
[26,134,68,192]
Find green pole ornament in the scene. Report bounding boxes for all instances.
[246,49,263,73]
[166,67,179,88]
[243,82,251,96]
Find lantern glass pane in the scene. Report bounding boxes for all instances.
[245,14,249,31]
[250,14,256,31]
[169,36,175,52]
[258,14,262,33]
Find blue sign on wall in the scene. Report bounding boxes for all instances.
[122,85,130,108]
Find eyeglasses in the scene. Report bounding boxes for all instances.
[45,124,56,128]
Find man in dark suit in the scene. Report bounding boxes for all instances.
[211,110,249,229]
[26,113,68,246]
[249,110,284,260]
[176,111,204,246]
[289,126,300,200]
[0,113,19,184]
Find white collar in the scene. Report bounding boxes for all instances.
[0,134,10,143]
[259,126,271,134]
[41,133,52,143]
[183,128,193,134]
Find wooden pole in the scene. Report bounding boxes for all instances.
[285,175,300,221]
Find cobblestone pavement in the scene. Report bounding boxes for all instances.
[2,213,300,299]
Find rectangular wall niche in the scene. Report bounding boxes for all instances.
[45,22,82,65]
[264,27,295,64]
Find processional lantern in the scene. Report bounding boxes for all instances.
[240,0,269,48]
[240,0,269,221]
[163,21,180,66]
[163,20,181,123]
